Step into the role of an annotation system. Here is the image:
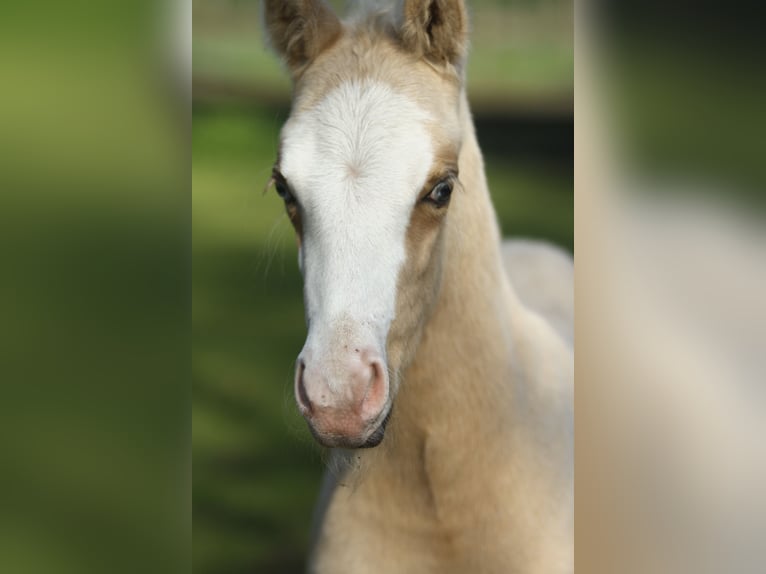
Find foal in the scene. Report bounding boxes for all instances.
[263,1,573,572]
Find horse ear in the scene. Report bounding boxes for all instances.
[398,0,468,70]
[263,0,342,76]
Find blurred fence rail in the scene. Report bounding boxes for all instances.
[192,0,573,116]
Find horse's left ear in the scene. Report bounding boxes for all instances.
[398,0,468,70]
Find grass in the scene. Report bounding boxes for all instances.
[192,104,571,573]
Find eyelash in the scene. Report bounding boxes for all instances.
[272,172,296,204]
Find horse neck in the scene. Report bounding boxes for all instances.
[442,92,512,319]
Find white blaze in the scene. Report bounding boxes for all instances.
[280,80,434,357]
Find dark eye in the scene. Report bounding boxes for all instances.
[425,179,454,207]
[273,176,295,204]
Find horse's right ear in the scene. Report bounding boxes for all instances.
[262,0,342,76]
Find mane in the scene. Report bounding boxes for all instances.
[344,0,399,33]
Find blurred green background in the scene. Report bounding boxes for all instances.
[192,1,572,572]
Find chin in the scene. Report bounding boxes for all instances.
[309,409,392,449]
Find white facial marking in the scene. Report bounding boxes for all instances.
[281,80,434,361]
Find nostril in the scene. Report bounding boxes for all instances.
[360,359,388,421]
[296,360,313,414]
[369,361,381,386]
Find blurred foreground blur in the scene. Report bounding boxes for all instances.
[576,2,766,573]
[0,1,188,573]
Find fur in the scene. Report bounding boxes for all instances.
[263,0,342,76]
[263,1,574,572]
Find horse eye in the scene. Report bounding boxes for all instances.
[426,180,453,207]
[274,178,295,203]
